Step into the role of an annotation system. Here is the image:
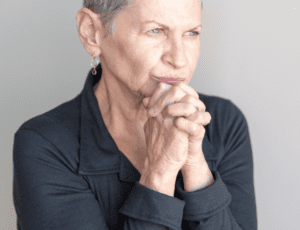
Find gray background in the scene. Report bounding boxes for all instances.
[1,0,300,229]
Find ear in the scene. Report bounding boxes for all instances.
[76,7,106,58]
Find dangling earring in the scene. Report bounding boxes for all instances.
[90,56,99,75]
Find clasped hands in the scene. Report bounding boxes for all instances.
[143,81,212,172]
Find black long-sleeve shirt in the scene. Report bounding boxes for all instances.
[13,63,257,230]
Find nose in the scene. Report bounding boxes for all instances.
[163,37,187,69]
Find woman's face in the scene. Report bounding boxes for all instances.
[99,0,202,99]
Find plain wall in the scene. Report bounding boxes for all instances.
[1,0,300,229]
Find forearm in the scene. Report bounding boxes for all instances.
[181,161,215,192]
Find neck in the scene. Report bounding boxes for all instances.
[94,72,148,141]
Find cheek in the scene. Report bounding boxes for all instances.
[145,45,165,69]
[133,46,162,70]
[186,42,200,61]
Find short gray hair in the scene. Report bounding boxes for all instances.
[83,0,131,38]
[83,0,203,38]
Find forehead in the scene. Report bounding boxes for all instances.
[129,0,201,27]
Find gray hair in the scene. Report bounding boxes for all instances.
[83,0,203,38]
[83,0,131,38]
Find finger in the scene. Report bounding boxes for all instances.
[147,81,199,114]
[186,111,212,126]
[147,82,172,111]
[161,102,198,119]
[175,81,199,99]
[178,94,206,112]
[148,83,192,117]
[173,117,205,138]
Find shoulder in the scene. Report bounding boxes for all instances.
[14,94,82,160]
[197,92,249,162]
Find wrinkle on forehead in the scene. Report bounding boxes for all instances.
[132,0,201,30]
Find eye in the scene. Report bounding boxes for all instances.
[149,28,162,34]
[148,29,200,37]
[189,31,200,36]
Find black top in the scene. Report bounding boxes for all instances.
[13,63,257,230]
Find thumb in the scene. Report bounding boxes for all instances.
[143,97,150,109]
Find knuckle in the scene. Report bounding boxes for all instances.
[158,82,165,89]
[173,87,184,98]
[197,112,203,120]
[202,111,208,120]
[167,104,173,114]
[187,103,194,111]
[176,81,185,88]
[172,85,181,93]
[192,124,198,134]
[185,94,194,102]
[158,82,170,93]
[189,121,195,130]
[180,118,188,130]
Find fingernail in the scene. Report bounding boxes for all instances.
[145,97,150,105]
[143,97,150,106]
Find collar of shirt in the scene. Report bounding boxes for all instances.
[77,63,218,182]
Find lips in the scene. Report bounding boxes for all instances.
[153,76,185,85]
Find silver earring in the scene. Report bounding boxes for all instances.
[90,57,99,75]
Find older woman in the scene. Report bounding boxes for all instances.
[13,0,257,229]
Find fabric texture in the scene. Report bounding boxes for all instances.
[13,63,257,230]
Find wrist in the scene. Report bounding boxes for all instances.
[182,155,206,174]
[181,162,215,192]
[139,171,178,197]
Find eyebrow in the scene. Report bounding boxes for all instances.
[141,20,202,30]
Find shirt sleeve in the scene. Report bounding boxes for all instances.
[175,101,258,230]
[13,129,185,230]
[118,181,186,230]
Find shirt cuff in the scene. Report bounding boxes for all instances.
[175,170,232,221]
[118,181,186,230]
